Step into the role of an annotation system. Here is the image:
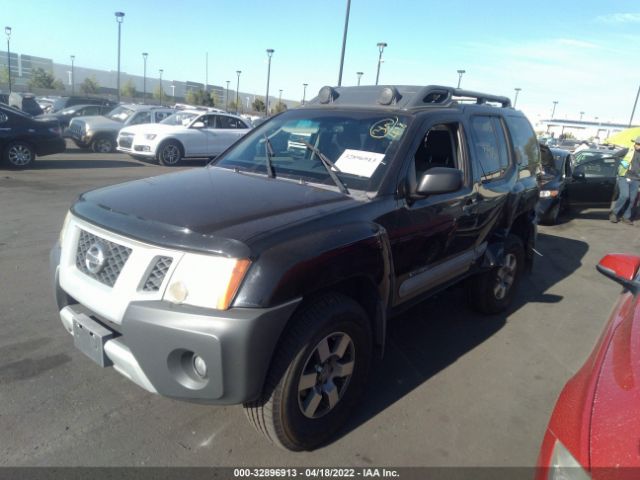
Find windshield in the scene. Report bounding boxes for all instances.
[213,110,410,193]
[160,111,199,126]
[60,107,77,115]
[106,106,135,123]
[574,151,611,165]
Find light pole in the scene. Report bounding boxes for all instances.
[225,80,230,111]
[456,69,466,88]
[278,89,282,109]
[629,84,640,127]
[513,87,521,108]
[265,48,274,116]
[142,52,148,104]
[302,83,308,105]
[356,72,363,86]
[235,70,241,113]
[551,100,558,119]
[5,26,11,94]
[580,111,585,121]
[70,55,75,95]
[115,12,125,103]
[158,69,163,106]
[375,42,387,86]
[337,0,351,86]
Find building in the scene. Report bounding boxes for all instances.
[536,118,638,141]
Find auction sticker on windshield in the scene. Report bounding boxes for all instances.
[335,149,385,178]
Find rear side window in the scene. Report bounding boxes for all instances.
[155,111,172,122]
[470,116,509,180]
[503,115,540,176]
[216,115,247,129]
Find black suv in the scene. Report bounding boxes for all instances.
[50,96,117,113]
[51,85,539,450]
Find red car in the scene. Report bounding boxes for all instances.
[536,254,640,480]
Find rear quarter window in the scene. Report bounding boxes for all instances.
[504,115,540,176]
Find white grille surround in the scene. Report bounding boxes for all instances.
[58,214,184,325]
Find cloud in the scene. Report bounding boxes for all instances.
[596,13,640,24]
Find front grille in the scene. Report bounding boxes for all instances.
[75,230,132,287]
[118,134,133,149]
[68,122,84,138]
[142,256,173,291]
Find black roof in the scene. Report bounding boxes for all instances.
[304,85,512,111]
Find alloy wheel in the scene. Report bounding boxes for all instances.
[494,253,517,300]
[7,144,33,166]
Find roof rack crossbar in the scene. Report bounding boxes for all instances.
[410,85,512,109]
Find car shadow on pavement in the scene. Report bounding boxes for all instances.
[330,231,589,446]
[32,159,147,169]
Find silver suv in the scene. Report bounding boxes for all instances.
[67,104,174,153]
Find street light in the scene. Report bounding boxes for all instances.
[115,12,125,103]
[70,55,75,95]
[158,69,163,106]
[580,111,585,121]
[513,87,521,108]
[225,80,230,111]
[337,0,351,86]
[302,83,308,105]
[356,72,363,86]
[5,26,11,94]
[375,42,387,86]
[456,69,466,88]
[278,89,282,109]
[265,48,274,117]
[142,52,148,104]
[235,70,241,113]
[551,100,558,119]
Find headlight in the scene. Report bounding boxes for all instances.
[144,134,157,140]
[540,190,559,198]
[547,441,591,480]
[163,253,251,310]
[59,211,72,245]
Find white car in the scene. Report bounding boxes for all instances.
[117,110,251,165]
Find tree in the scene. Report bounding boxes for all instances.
[28,67,61,90]
[0,66,9,85]
[121,79,137,98]
[252,97,265,113]
[274,101,287,113]
[153,84,167,102]
[227,100,238,112]
[80,76,100,94]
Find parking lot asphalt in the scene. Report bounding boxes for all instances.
[1,146,640,467]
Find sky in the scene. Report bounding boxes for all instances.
[3,0,640,124]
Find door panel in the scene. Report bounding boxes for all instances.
[567,158,618,206]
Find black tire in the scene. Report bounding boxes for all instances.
[244,293,373,451]
[540,202,560,225]
[91,136,116,153]
[157,140,183,166]
[4,141,35,169]
[468,235,524,314]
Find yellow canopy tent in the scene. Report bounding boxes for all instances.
[605,127,640,147]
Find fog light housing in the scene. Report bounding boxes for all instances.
[193,355,207,378]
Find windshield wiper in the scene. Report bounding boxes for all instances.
[300,140,350,195]
[263,134,275,178]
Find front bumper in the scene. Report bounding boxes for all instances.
[536,197,560,219]
[50,243,301,404]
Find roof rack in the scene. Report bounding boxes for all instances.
[409,86,511,108]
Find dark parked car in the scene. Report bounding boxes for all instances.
[50,96,116,113]
[9,92,44,116]
[0,103,65,168]
[537,147,627,224]
[51,85,539,450]
[536,254,640,479]
[38,103,115,129]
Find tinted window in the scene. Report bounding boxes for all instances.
[216,115,247,129]
[504,115,540,176]
[574,158,618,178]
[128,111,152,125]
[470,116,509,179]
[81,105,100,116]
[154,111,172,122]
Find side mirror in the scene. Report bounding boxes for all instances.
[572,171,585,180]
[191,121,205,129]
[413,167,463,197]
[597,254,640,294]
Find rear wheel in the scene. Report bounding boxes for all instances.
[468,235,524,314]
[4,141,35,169]
[244,293,372,451]
[157,141,183,166]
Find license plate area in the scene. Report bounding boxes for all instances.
[73,313,116,367]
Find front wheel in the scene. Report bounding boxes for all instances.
[91,136,116,153]
[468,235,524,314]
[4,141,35,169]
[244,293,372,451]
[157,141,183,166]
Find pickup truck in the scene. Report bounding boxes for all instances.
[51,85,539,450]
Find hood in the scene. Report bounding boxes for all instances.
[589,293,640,468]
[72,166,356,257]
[73,115,122,130]
[119,123,183,136]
